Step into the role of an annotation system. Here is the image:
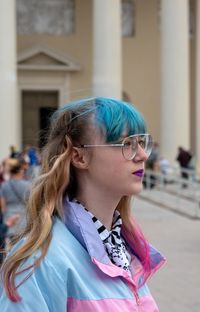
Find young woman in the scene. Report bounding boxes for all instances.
[0,97,165,311]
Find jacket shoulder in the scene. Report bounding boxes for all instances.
[44,218,81,270]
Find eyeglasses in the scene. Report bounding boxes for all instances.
[80,134,153,160]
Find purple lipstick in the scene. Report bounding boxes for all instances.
[133,169,144,177]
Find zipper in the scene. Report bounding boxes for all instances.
[123,274,141,309]
[134,289,140,306]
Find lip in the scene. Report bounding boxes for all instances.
[132,169,144,177]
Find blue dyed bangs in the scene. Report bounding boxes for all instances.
[94,98,147,142]
[54,97,146,143]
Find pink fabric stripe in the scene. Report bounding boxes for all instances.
[67,297,135,312]
[92,257,137,287]
[92,257,128,277]
[67,295,159,312]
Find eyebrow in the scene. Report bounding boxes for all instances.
[109,136,126,144]
[115,133,132,141]
[112,134,145,143]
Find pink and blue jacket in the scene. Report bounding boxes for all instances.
[0,198,165,311]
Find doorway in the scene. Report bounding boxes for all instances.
[22,91,58,148]
[39,107,57,147]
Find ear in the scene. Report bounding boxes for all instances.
[71,147,89,169]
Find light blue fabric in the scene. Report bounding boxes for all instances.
[0,219,133,311]
[0,199,165,311]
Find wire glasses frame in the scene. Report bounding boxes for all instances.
[80,133,153,160]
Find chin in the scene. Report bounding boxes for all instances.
[124,184,144,196]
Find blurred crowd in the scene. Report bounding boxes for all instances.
[144,142,195,189]
[0,145,41,264]
[6,144,41,181]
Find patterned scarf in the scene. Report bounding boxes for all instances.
[87,209,132,274]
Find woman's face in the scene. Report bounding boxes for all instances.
[85,132,149,198]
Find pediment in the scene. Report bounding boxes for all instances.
[17,46,81,71]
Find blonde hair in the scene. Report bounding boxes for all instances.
[2,97,150,301]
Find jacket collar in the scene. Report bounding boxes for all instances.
[63,197,110,264]
[63,197,166,286]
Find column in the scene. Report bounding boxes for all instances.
[160,0,190,164]
[0,0,20,160]
[92,0,122,99]
[195,0,200,170]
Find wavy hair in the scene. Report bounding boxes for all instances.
[1,97,150,301]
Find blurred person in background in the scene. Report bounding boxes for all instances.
[0,165,20,265]
[159,156,170,175]
[146,142,159,170]
[25,145,41,180]
[176,146,192,187]
[159,156,174,185]
[9,145,21,160]
[0,160,31,240]
[0,158,19,182]
[143,142,159,189]
[0,214,20,265]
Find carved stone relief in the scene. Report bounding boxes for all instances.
[122,0,135,37]
[17,0,75,35]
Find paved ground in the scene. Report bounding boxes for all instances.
[132,196,200,312]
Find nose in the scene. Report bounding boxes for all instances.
[133,144,148,162]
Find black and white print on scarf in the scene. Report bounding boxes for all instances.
[87,209,132,274]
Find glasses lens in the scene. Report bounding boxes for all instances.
[138,134,153,157]
[122,134,153,160]
[122,137,137,160]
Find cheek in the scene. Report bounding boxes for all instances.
[92,149,121,166]
[90,151,123,178]
[103,155,125,174]
[100,159,128,184]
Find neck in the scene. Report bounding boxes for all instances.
[11,172,23,180]
[76,187,121,231]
